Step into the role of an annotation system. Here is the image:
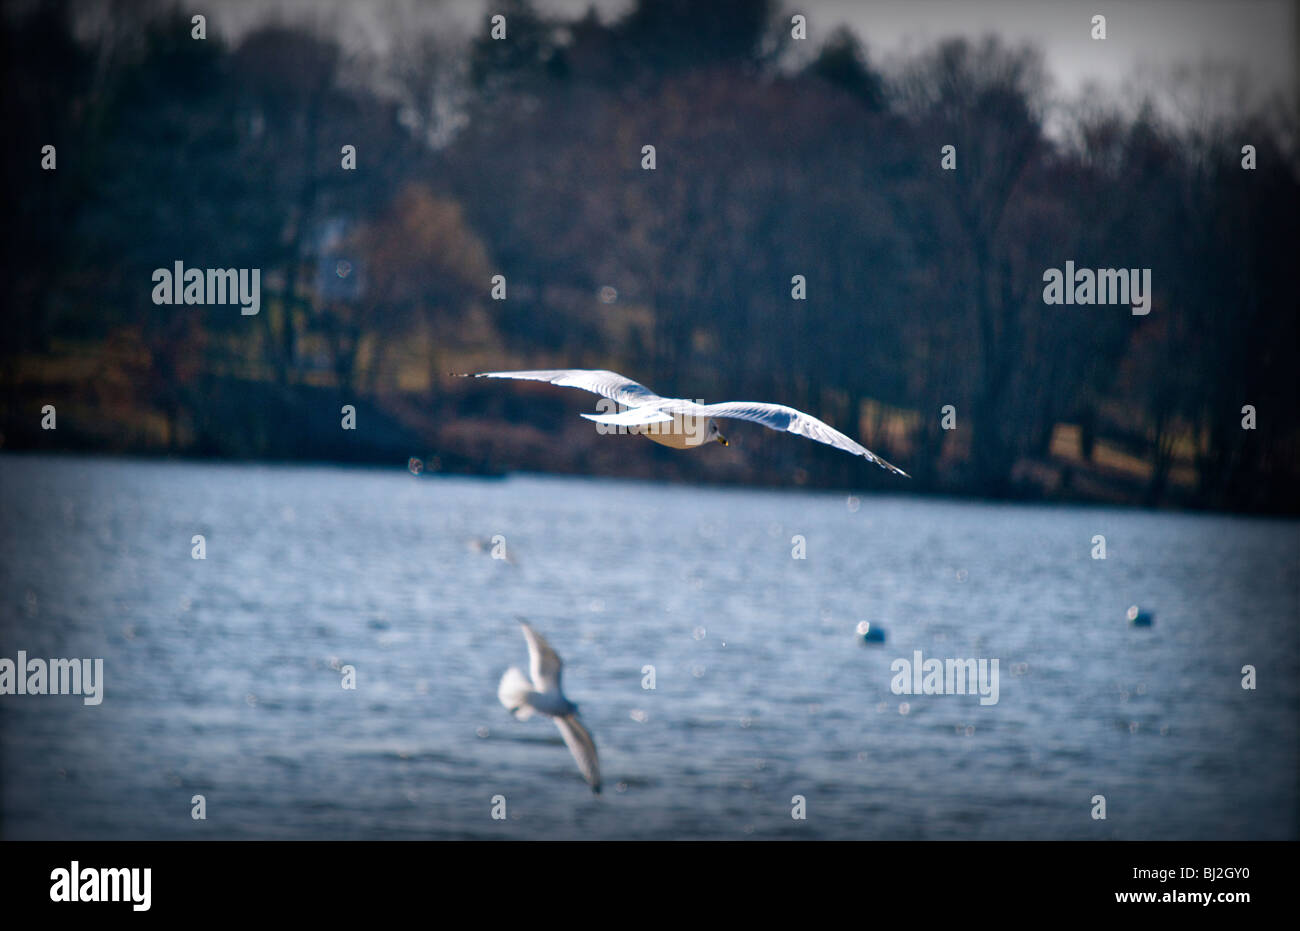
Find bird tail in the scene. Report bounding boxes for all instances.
[497,666,535,720]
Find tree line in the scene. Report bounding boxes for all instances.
[2,0,1296,511]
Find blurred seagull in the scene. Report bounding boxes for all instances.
[467,368,907,475]
[498,622,601,793]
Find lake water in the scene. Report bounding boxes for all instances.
[1,454,1296,839]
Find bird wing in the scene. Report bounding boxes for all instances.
[580,407,674,426]
[520,622,563,693]
[684,400,908,476]
[474,369,664,408]
[554,714,601,792]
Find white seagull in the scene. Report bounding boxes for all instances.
[469,368,907,475]
[497,622,601,793]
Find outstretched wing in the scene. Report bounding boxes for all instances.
[519,622,563,694]
[554,714,601,793]
[474,369,664,409]
[689,400,908,476]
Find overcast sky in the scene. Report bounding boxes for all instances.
[202,0,1297,105]
[811,0,1296,97]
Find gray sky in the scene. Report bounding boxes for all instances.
[810,0,1296,99]
[201,0,1297,104]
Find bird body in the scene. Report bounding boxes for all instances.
[632,413,713,450]
[469,368,907,475]
[498,622,601,793]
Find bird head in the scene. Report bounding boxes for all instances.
[707,420,728,446]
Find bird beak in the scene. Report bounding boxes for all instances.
[717,435,728,446]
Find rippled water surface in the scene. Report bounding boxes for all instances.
[1,455,1297,839]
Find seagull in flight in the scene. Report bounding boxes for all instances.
[498,622,601,793]
[468,368,908,475]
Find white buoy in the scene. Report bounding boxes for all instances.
[1127,605,1154,627]
[857,620,886,643]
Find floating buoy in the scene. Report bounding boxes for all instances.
[856,620,886,643]
[1127,605,1154,627]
